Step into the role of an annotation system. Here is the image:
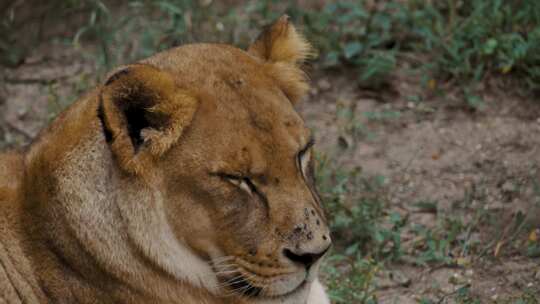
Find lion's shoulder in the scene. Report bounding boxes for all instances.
[0,152,46,302]
[0,152,24,205]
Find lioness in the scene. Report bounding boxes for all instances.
[0,16,331,304]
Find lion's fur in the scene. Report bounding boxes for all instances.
[0,16,330,304]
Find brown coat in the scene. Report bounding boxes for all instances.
[0,17,330,304]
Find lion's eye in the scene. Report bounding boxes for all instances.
[220,174,257,195]
[297,137,314,178]
[298,149,311,177]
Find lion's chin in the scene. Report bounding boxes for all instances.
[257,276,307,298]
[253,280,312,304]
[220,270,307,299]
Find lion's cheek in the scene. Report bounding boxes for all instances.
[164,197,218,258]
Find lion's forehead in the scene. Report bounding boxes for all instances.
[145,43,269,89]
[146,43,310,171]
[145,43,302,124]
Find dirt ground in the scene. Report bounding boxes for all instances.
[1,44,539,303]
[301,71,540,302]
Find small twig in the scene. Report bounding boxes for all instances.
[402,145,424,173]
[506,215,529,245]
[3,78,55,85]
[6,121,33,140]
[477,222,511,259]
[428,262,460,273]
[447,0,457,30]
[476,211,528,259]
[460,208,484,257]
[3,74,72,85]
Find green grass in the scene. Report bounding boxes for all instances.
[3,0,540,103]
[315,156,384,303]
[314,136,539,303]
[296,0,540,105]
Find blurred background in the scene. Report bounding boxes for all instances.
[1,0,540,303]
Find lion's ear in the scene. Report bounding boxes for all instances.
[248,15,314,65]
[99,64,198,175]
[248,15,315,103]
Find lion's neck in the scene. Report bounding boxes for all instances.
[22,96,222,303]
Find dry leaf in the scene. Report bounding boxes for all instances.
[428,79,437,90]
[456,257,471,267]
[494,241,504,257]
[529,230,538,243]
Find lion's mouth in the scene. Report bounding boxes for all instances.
[213,256,307,298]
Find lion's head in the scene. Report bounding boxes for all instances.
[97,16,331,300]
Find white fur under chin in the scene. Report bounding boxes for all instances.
[307,280,330,304]
[257,279,329,304]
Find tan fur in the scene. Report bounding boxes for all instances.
[0,17,331,304]
[248,15,316,103]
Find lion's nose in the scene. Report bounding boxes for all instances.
[282,245,331,270]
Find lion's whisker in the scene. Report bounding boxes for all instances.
[210,256,235,264]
